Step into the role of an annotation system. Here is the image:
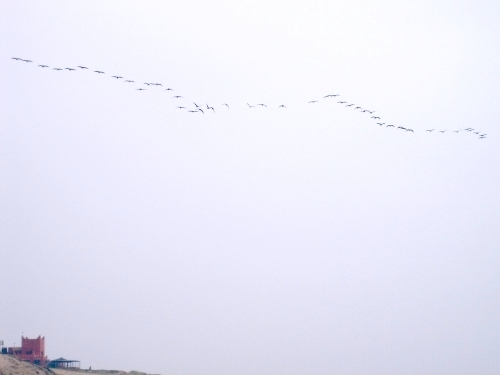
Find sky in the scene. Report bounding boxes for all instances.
[1,1,500,374]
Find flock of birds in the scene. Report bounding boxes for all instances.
[11,57,488,140]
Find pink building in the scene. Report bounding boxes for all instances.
[8,336,48,366]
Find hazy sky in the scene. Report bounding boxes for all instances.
[1,1,499,374]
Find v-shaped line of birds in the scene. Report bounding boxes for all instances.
[11,57,488,140]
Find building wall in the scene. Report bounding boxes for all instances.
[8,336,48,366]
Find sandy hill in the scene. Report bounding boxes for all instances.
[0,356,157,375]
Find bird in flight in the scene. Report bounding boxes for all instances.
[337,101,347,104]
[188,110,198,113]
[426,129,434,132]
[77,66,88,69]
[136,88,146,91]
[22,59,32,62]
[397,126,406,130]
[173,96,182,98]
[453,129,461,133]
[222,103,229,108]
[53,68,63,70]
[176,106,185,109]
[198,108,204,114]
[12,57,22,60]
[65,68,75,71]
[386,125,394,128]
[111,76,123,79]
[193,102,200,107]
[308,100,318,104]
[165,88,173,91]
[371,116,380,119]
[124,80,134,83]
[439,130,446,133]
[354,106,362,110]
[278,104,286,108]
[247,103,255,108]
[38,65,49,68]
[406,129,414,132]
[258,104,267,107]
[94,70,105,74]
[345,104,354,107]
[376,123,385,126]
[206,104,215,112]
[324,94,339,98]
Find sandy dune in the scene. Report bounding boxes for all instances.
[0,356,157,375]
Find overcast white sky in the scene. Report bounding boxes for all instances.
[1,1,500,374]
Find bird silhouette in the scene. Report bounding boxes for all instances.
[247,103,255,108]
[309,101,318,104]
[165,88,173,91]
[111,76,123,79]
[77,66,88,69]
[94,71,105,74]
[337,101,347,104]
[38,65,49,68]
[278,105,286,108]
[426,129,435,132]
[53,68,63,70]
[222,103,229,108]
[136,88,146,91]
[124,80,134,83]
[65,68,75,71]
[12,57,22,60]
[173,96,182,98]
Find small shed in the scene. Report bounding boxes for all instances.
[48,357,80,368]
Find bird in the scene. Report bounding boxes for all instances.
[176,106,185,109]
[324,94,339,98]
[397,126,406,130]
[188,110,198,113]
[367,111,375,114]
[11,57,22,60]
[38,65,49,68]
[376,123,385,126]
[111,76,123,79]
[198,108,204,114]
[258,104,267,107]
[173,96,182,98]
[136,88,146,90]
[337,101,347,104]
[278,105,286,108]
[144,83,151,85]
[309,100,318,104]
[371,116,380,119]
[153,83,162,86]
[208,106,215,112]
[453,129,461,133]
[77,66,88,69]
[439,130,446,133]
[193,102,200,107]
[53,68,63,70]
[222,103,229,108]
[94,70,105,74]
[124,80,134,83]
[22,59,32,62]
[406,129,414,132]
[345,104,354,107]
[354,106,362,110]
[165,88,173,91]
[386,125,394,128]
[247,103,255,108]
[65,68,75,71]
[426,129,434,132]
